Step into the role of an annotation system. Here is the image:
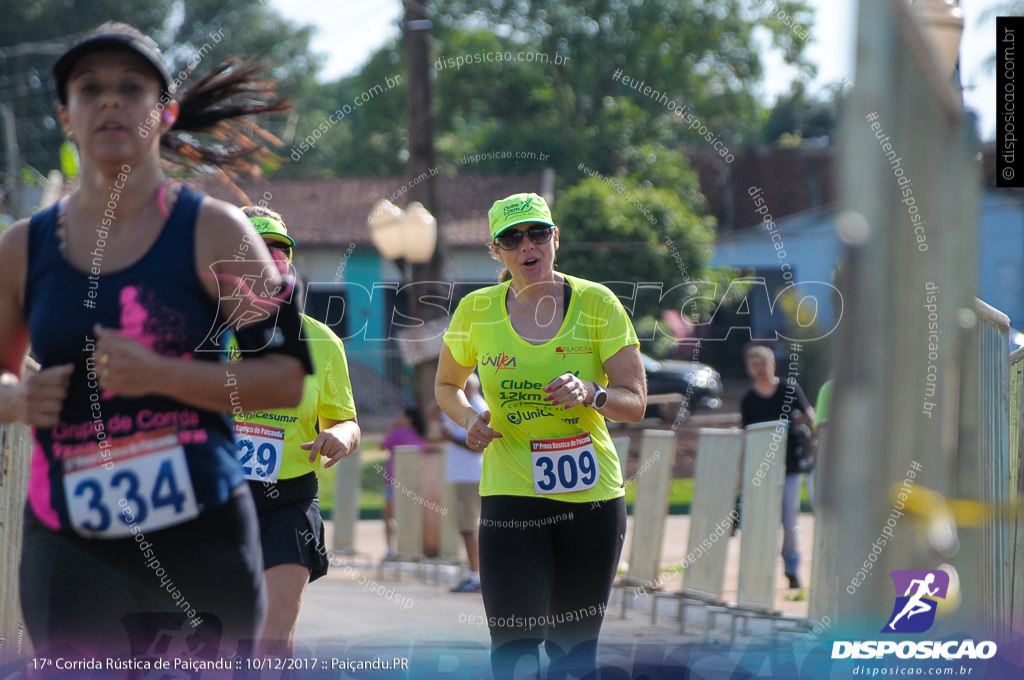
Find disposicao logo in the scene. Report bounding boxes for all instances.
[831,569,997,661]
[882,569,948,634]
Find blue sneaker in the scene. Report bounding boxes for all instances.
[450,578,481,593]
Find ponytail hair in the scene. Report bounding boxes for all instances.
[163,58,292,183]
[490,243,512,282]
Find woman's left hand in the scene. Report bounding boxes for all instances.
[544,373,592,409]
[303,421,360,468]
[94,324,168,397]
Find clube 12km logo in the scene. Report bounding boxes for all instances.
[832,570,997,660]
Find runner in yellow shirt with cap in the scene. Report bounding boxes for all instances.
[232,206,360,657]
[435,193,647,680]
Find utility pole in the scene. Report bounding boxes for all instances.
[403,0,444,414]
[0,104,21,219]
[404,1,438,218]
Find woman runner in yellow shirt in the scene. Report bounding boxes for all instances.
[232,206,360,656]
[436,193,646,679]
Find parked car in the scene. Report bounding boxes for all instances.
[641,353,723,421]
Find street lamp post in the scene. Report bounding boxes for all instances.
[368,197,446,557]
[367,198,438,274]
[367,198,441,405]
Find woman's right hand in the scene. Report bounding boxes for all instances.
[465,411,502,452]
[16,364,73,427]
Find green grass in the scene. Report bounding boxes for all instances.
[625,478,695,513]
[316,453,812,520]
[315,449,390,520]
[623,477,810,515]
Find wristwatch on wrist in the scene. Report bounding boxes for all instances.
[591,381,608,409]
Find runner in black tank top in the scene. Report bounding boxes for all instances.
[0,23,309,659]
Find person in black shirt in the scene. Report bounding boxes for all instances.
[740,345,816,589]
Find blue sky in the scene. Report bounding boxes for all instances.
[269,0,1004,141]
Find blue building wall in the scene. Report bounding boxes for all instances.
[300,251,389,377]
[337,253,390,376]
[709,209,843,332]
[710,192,1024,335]
[978,193,1024,328]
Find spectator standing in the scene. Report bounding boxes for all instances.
[442,373,487,593]
[740,345,816,589]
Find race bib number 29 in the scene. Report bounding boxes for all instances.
[64,431,199,538]
[233,422,285,482]
[531,432,600,495]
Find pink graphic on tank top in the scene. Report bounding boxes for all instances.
[119,286,158,352]
[27,435,61,530]
[102,286,192,399]
[120,285,193,356]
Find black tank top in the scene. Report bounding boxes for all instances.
[24,185,243,536]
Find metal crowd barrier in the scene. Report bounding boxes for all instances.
[1010,347,1024,634]
[971,300,1013,639]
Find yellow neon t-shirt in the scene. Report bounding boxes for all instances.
[443,274,638,502]
[230,315,357,479]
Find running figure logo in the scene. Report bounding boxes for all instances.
[197,262,296,351]
[882,570,949,634]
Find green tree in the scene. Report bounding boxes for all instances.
[279,0,817,183]
[427,0,815,176]
[279,37,409,177]
[555,174,736,313]
[280,27,567,178]
[761,80,843,146]
[0,0,320,179]
[554,176,744,356]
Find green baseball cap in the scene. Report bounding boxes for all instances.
[488,193,555,240]
[249,215,295,248]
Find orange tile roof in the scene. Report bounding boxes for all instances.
[198,174,544,248]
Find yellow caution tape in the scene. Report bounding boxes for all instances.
[897,484,1024,527]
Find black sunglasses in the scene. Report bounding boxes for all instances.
[494,225,555,251]
[265,242,292,254]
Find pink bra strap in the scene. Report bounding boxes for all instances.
[157,180,173,219]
